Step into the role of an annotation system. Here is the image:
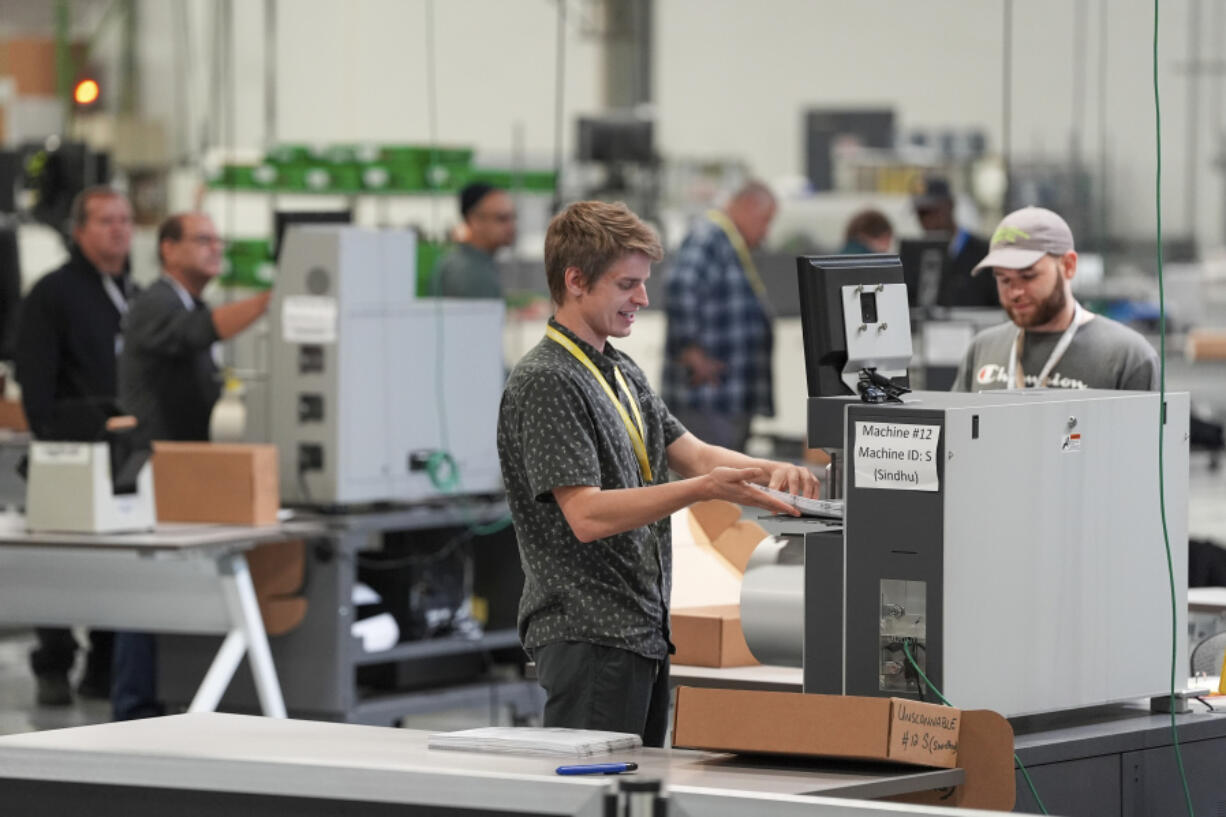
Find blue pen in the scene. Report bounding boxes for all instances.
[556,761,638,775]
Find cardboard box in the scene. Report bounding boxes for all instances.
[672,686,961,769]
[152,442,279,526]
[246,539,308,636]
[1186,329,1226,361]
[671,605,758,667]
[0,399,28,432]
[0,38,86,96]
[687,500,770,577]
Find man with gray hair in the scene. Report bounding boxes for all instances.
[953,206,1158,392]
[662,181,777,452]
[13,185,137,706]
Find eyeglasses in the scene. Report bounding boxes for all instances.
[183,234,224,247]
[475,211,516,223]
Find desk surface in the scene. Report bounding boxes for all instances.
[671,663,803,692]
[1011,701,1226,764]
[1189,586,1226,611]
[0,713,963,808]
[0,515,326,553]
[298,497,509,536]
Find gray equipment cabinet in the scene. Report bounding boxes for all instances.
[1012,706,1226,816]
[269,225,505,507]
[158,499,541,725]
[802,389,1190,717]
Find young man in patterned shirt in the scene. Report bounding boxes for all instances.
[497,200,818,745]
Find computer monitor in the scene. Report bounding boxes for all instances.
[273,209,352,261]
[575,117,654,164]
[898,238,948,308]
[797,254,912,399]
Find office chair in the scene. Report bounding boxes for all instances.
[1191,631,1226,678]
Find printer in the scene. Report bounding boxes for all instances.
[24,400,156,534]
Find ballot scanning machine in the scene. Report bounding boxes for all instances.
[269,226,504,507]
[741,254,1188,717]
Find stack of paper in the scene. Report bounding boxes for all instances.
[427,727,642,757]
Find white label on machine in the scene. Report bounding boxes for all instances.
[30,443,90,465]
[282,296,338,344]
[853,422,941,492]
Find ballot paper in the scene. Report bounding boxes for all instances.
[427,727,642,757]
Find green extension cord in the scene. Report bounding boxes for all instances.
[897,6,1195,816]
[901,639,1048,815]
[1152,2,1196,813]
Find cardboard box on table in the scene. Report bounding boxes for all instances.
[672,686,1015,811]
[152,442,304,633]
[0,399,28,431]
[671,605,758,668]
[152,442,278,525]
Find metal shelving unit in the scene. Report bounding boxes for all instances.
[157,496,537,726]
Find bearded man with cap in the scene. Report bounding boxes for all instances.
[952,206,1158,392]
[433,182,517,299]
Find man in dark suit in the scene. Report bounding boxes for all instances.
[913,177,999,308]
[13,186,137,707]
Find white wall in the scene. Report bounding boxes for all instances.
[134,0,604,164]
[656,0,1212,244]
[120,0,1220,248]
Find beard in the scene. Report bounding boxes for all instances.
[1006,280,1068,329]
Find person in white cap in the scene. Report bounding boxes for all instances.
[952,206,1158,392]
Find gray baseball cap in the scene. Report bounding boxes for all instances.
[971,206,1075,274]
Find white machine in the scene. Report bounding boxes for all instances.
[25,440,156,533]
[270,225,504,506]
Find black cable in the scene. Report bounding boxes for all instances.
[296,467,313,506]
[355,528,474,571]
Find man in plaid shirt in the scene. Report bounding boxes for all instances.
[662,181,777,452]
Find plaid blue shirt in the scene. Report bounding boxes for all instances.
[661,216,774,417]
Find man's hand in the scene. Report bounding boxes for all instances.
[765,462,821,498]
[680,345,725,386]
[702,466,798,516]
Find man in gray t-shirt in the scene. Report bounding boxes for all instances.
[952,206,1158,392]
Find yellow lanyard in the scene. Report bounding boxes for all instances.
[546,325,653,483]
[706,209,771,307]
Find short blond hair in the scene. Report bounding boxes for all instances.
[544,201,662,305]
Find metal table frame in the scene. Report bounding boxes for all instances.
[0,516,325,718]
[156,498,539,725]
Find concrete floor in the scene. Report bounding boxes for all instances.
[1,450,1225,738]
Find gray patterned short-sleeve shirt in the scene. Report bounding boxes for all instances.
[497,317,687,661]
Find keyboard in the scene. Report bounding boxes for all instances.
[750,484,844,519]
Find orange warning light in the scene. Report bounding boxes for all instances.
[73,79,100,106]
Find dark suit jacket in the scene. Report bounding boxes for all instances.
[14,249,137,438]
[119,278,220,441]
[937,230,999,308]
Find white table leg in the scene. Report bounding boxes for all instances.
[188,630,247,713]
[216,552,288,718]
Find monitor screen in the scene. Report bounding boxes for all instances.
[797,254,910,399]
[898,238,948,308]
[575,117,654,164]
[274,209,352,261]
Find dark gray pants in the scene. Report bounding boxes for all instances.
[534,641,671,747]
